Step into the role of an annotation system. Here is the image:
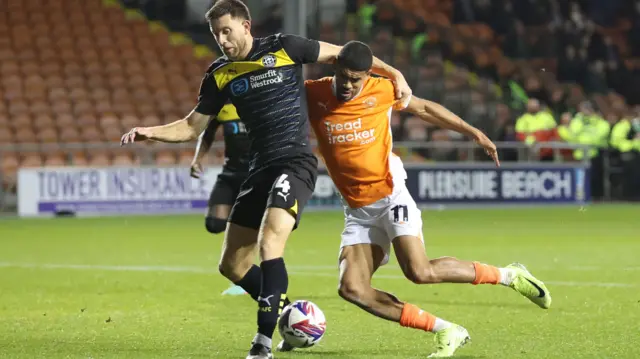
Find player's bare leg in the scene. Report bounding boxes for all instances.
[393,235,552,309]
[393,235,480,284]
[337,243,469,358]
[218,223,261,300]
[249,208,296,358]
[337,244,401,319]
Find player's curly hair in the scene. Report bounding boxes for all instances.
[336,41,373,72]
[206,0,251,22]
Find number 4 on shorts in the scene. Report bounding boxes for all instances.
[275,174,291,194]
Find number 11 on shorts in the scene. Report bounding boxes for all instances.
[391,205,408,223]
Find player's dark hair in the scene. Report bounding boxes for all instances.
[336,41,373,72]
[206,0,251,22]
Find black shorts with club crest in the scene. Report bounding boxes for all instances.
[228,154,318,230]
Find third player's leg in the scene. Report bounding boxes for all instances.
[205,176,239,234]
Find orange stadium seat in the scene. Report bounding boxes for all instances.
[55,114,75,129]
[37,127,59,144]
[178,150,195,165]
[80,127,102,142]
[103,127,124,142]
[1,152,20,185]
[89,151,111,166]
[112,149,139,166]
[156,150,177,166]
[59,127,81,143]
[21,153,43,168]
[0,127,12,143]
[71,151,89,166]
[44,152,67,167]
[33,114,55,129]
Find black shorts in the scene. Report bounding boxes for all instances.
[228,155,318,230]
[207,172,247,208]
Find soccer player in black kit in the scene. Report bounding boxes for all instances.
[120,1,411,357]
[190,102,248,235]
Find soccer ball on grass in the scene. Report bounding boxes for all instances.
[277,300,326,348]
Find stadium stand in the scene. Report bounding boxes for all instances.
[0,0,228,191]
[1,0,638,200]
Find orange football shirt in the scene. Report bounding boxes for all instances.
[306,76,409,208]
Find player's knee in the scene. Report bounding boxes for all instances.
[259,209,294,260]
[205,217,227,234]
[338,280,368,304]
[404,264,439,284]
[218,261,242,282]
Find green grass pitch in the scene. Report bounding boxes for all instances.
[0,206,639,359]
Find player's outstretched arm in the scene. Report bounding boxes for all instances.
[190,118,217,178]
[120,109,211,145]
[316,41,411,100]
[404,96,500,166]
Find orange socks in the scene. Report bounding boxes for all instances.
[472,261,500,285]
[400,303,436,332]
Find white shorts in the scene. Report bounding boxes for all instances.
[339,182,423,266]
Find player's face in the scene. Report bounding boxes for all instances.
[209,14,251,60]
[333,66,370,102]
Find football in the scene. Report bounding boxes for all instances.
[278,300,327,348]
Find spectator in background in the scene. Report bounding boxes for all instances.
[488,0,513,36]
[629,2,640,56]
[549,87,568,118]
[524,76,550,106]
[600,36,621,65]
[556,112,576,161]
[587,0,624,27]
[609,114,640,200]
[452,0,476,23]
[471,0,493,25]
[548,0,566,31]
[515,98,557,161]
[584,61,609,94]
[503,20,530,59]
[557,46,587,83]
[494,103,519,161]
[606,60,627,95]
[569,101,611,199]
[512,0,551,26]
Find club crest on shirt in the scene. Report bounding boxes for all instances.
[363,96,377,108]
[261,54,277,68]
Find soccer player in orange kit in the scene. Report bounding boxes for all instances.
[296,41,552,358]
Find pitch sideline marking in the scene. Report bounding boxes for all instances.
[0,262,636,288]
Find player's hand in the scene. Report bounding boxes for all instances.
[120,127,151,146]
[392,72,412,103]
[473,131,500,167]
[190,162,203,179]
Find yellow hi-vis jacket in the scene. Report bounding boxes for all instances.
[610,118,640,153]
[567,113,610,160]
